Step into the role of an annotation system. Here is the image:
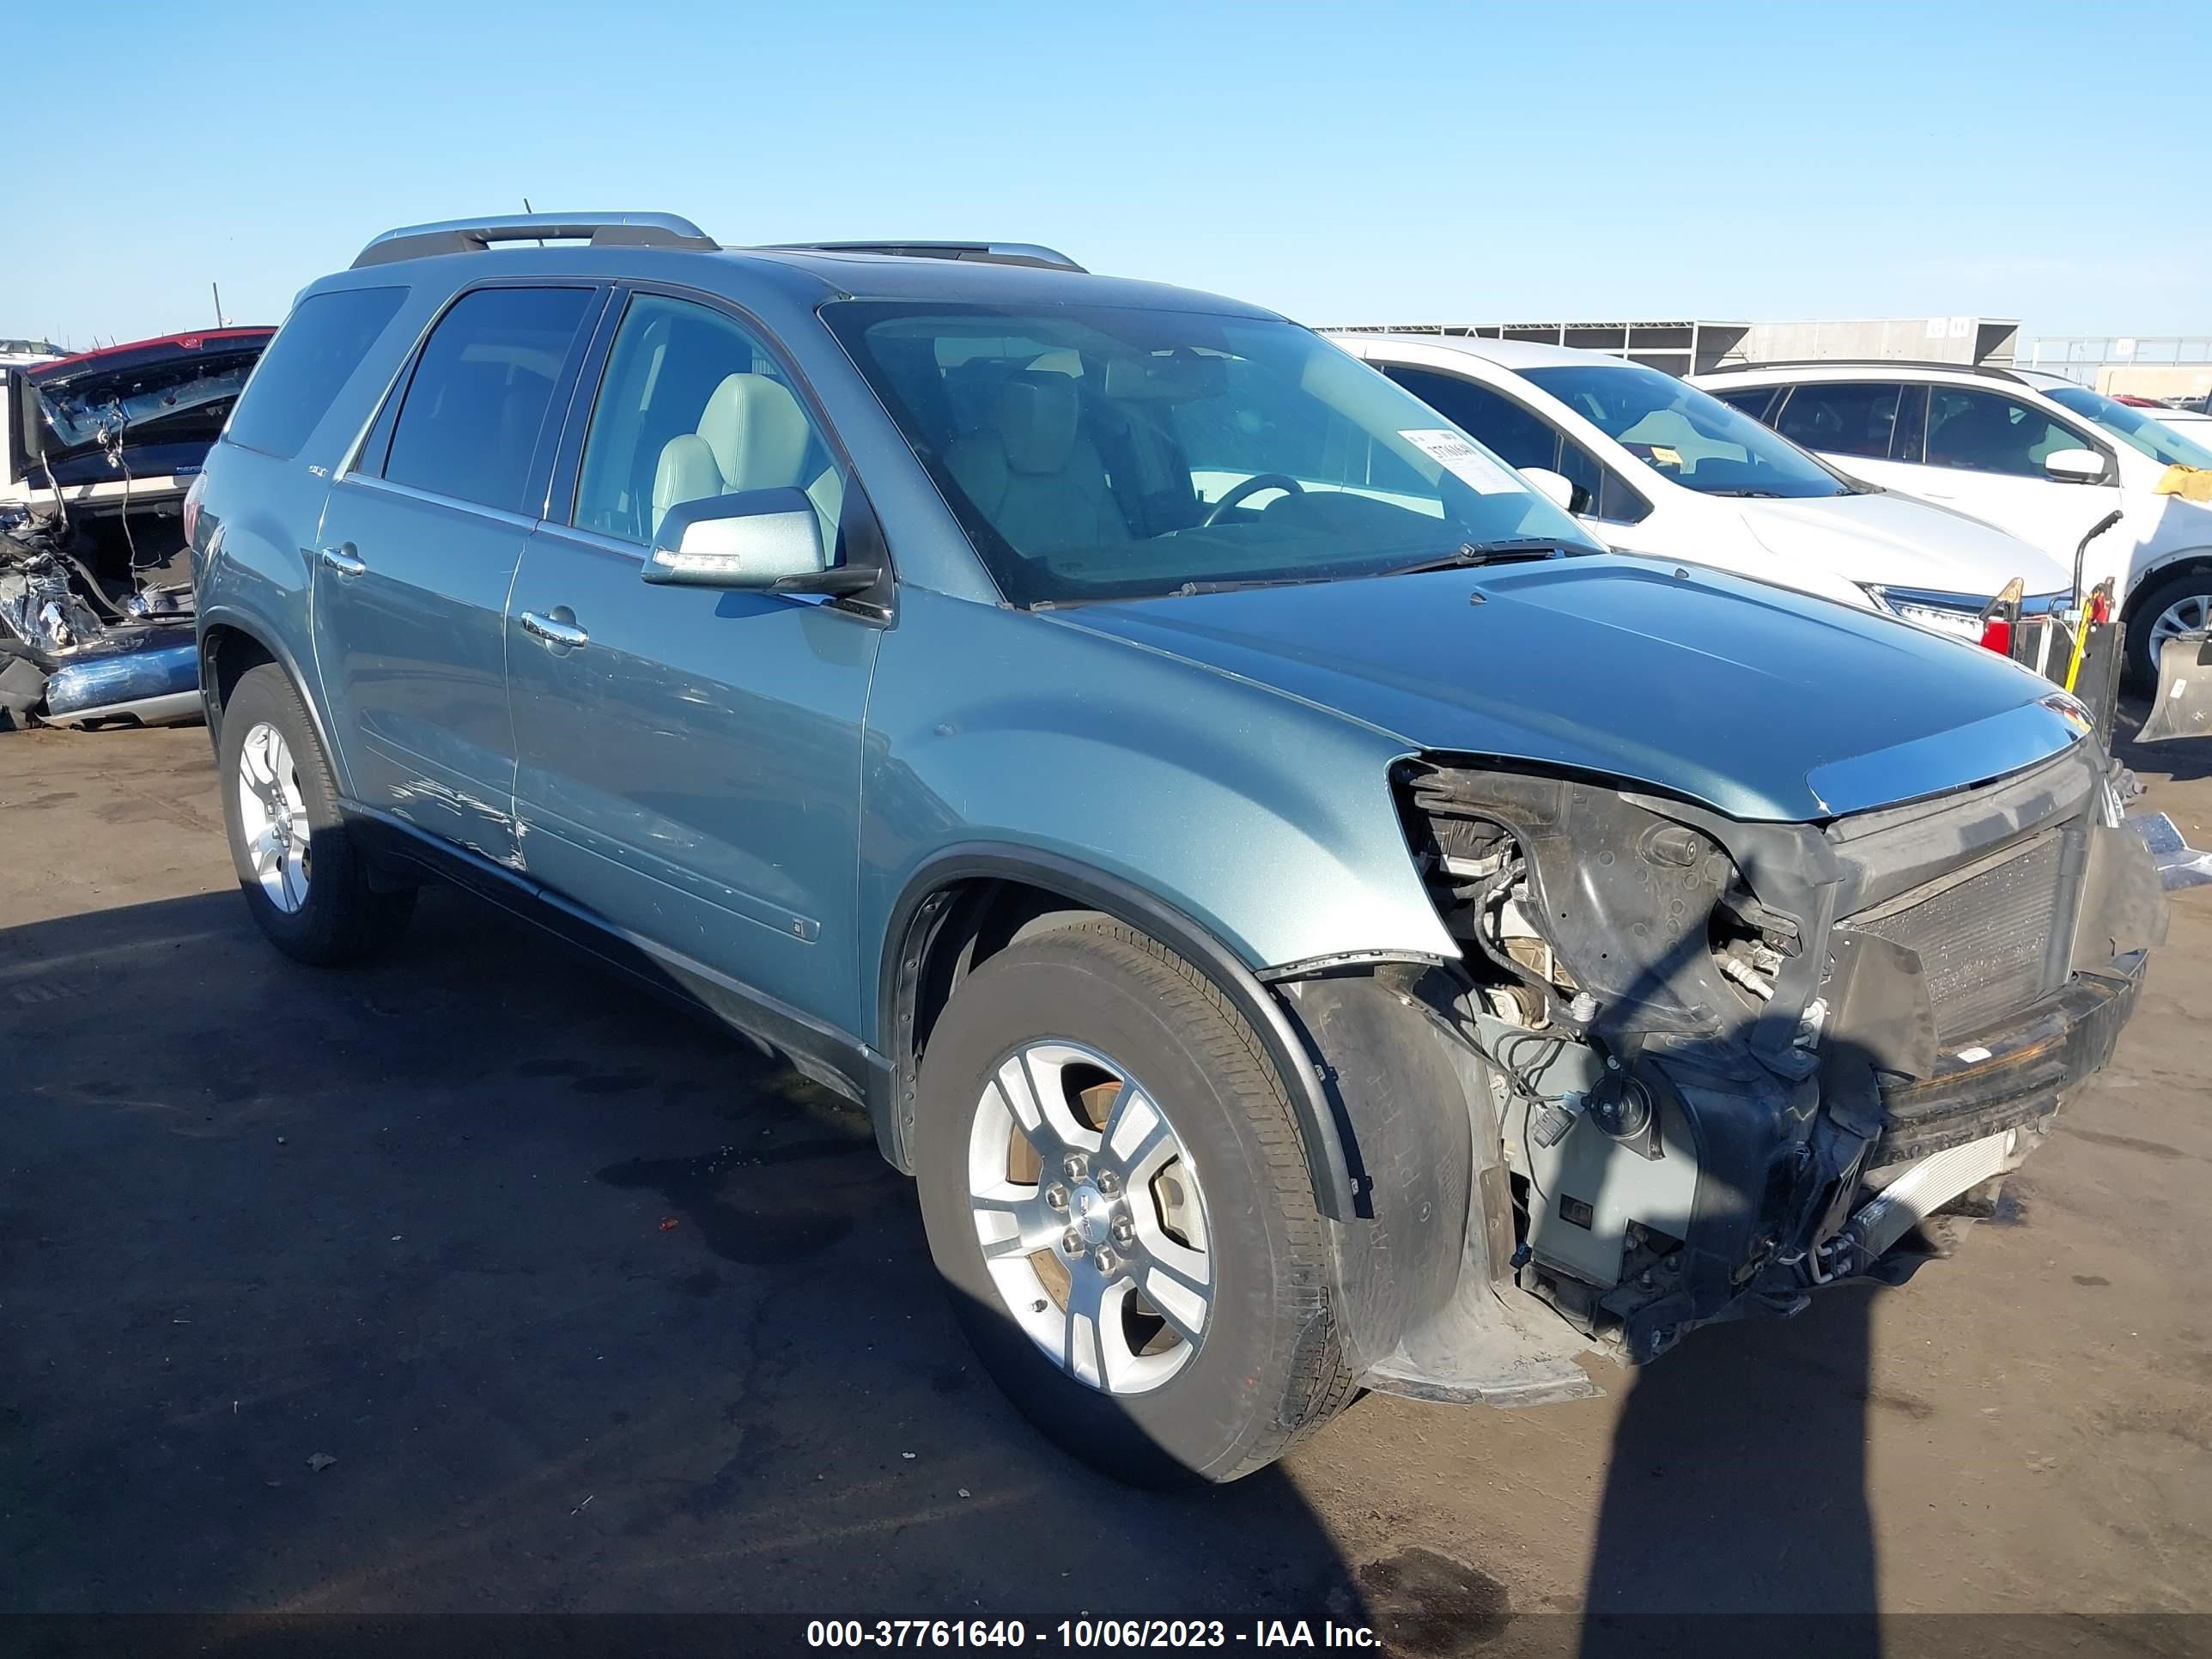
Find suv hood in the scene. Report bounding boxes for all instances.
[1739,490,2073,598]
[1045,555,2084,823]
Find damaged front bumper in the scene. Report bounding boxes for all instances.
[1552,952,2145,1369]
[1275,737,2164,1404]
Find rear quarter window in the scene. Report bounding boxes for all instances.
[223,286,410,461]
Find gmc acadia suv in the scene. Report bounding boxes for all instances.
[189,213,2163,1484]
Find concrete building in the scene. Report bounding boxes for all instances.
[1320,315,2020,375]
[2014,335,2212,400]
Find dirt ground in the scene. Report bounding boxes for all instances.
[2,718,2208,1648]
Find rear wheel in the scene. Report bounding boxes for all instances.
[913,916,1354,1485]
[218,665,414,964]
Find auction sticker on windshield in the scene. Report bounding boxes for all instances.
[1398,428,1520,493]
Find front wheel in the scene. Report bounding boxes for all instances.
[2125,567,2212,690]
[912,916,1355,1486]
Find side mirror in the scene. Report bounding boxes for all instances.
[1522,467,1588,514]
[645,489,827,588]
[2043,447,2106,484]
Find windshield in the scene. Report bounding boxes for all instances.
[2045,385,2212,471]
[822,301,1601,605]
[1521,361,1852,499]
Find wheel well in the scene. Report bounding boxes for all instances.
[880,861,1359,1221]
[200,624,276,745]
[906,879,1102,1077]
[2122,555,2212,621]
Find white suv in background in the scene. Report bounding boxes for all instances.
[1696,360,2212,682]
[1334,335,2069,640]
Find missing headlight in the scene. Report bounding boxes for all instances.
[1400,792,1576,1028]
[1708,881,1806,1006]
[1396,758,1784,1044]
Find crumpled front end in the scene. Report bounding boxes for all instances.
[1290,736,2163,1397]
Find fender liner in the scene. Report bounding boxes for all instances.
[879,843,1362,1221]
[1276,967,1600,1401]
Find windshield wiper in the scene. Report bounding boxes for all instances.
[1164,574,1339,598]
[1376,538,1587,578]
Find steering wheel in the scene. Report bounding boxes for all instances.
[1202,472,1304,526]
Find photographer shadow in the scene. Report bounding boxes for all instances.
[1579,1282,1885,1655]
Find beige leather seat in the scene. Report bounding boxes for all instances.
[945,373,1128,555]
[652,372,844,549]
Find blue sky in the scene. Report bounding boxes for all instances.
[16,0,2210,347]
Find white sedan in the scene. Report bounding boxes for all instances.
[1334,334,2071,641]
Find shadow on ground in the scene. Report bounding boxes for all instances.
[0,878,1893,1648]
[2118,695,2212,784]
[1580,1286,1882,1656]
[0,887,1379,1623]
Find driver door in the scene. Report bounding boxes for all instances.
[505,289,879,1031]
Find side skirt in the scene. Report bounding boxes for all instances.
[343,804,892,1116]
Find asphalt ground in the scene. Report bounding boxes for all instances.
[2,720,2207,1655]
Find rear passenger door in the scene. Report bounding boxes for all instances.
[311,283,603,862]
[1767,380,1928,495]
[504,289,879,1033]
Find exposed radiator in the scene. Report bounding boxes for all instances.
[1847,829,2066,1044]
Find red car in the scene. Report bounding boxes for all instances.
[2,328,274,726]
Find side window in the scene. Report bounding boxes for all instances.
[224,286,409,460]
[1924,387,2091,478]
[381,287,595,514]
[1546,432,1649,524]
[1383,366,1554,470]
[573,294,845,550]
[1707,386,1778,422]
[1384,365,1645,525]
[1589,451,1650,525]
[1773,382,1904,459]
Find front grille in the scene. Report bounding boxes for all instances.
[1848,829,2066,1043]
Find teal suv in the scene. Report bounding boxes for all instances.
[191,213,2162,1484]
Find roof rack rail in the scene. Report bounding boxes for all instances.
[763,240,1086,273]
[351,212,717,269]
[1704,356,2024,384]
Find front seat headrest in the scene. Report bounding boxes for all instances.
[697,373,813,492]
[992,374,1083,476]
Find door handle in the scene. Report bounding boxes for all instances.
[318,544,368,577]
[520,610,589,649]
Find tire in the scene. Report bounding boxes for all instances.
[912,916,1356,1486]
[2124,566,2212,690]
[218,664,415,965]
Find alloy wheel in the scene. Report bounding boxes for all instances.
[2149,590,2212,658]
[967,1039,1212,1395]
[235,720,312,913]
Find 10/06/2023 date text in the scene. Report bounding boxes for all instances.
[805,1620,1378,1649]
